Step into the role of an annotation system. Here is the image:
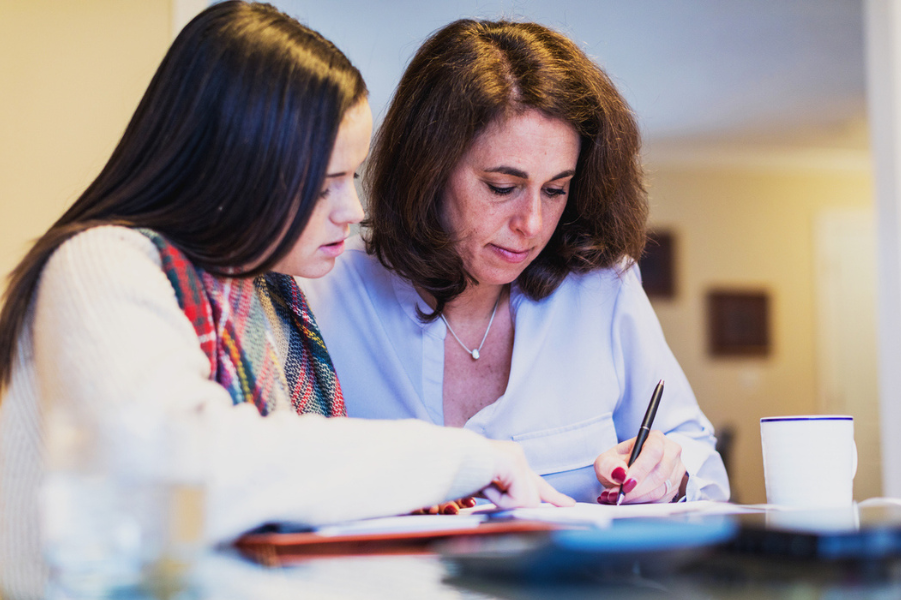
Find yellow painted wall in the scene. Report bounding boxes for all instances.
[646,159,874,503]
[0,0,171,292]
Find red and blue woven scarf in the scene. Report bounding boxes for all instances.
[140,229,345,418]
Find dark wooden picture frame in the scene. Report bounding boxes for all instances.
[639,230,676,299]
[707,290,770,357]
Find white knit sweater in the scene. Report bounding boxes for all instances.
[0,226,495,599]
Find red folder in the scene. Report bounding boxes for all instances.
[235,518,563,566]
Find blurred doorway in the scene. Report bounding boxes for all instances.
[815,206,881,500]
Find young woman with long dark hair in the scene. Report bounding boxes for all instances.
[0,4,569,596]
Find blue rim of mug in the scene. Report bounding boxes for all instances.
[760,415,852,422]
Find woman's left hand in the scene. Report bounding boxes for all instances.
[593,430,687,504]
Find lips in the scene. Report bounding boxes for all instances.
[319,239,346,258]
[490,243,530,263]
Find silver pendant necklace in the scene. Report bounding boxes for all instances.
[440,292,501,360]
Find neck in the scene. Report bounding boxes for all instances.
[417,283,507,322]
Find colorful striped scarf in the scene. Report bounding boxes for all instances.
[140,229,345,418]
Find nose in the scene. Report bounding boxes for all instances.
[333,181,365,227]
[512,189,542,237]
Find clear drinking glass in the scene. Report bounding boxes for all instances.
[42,401,206,598]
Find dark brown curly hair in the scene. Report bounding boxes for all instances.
[365,19,648,319]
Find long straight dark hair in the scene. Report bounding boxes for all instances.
[0,1,366,389]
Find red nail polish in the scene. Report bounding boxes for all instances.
[612,467,626,484]
[623,478,638,494]
[608,490,618,503]
[597,495,604,504]
[599,490,609,502]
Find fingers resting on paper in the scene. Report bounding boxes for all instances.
[410,497,478,515]
[594,430,686,504]
[482,440,575,509]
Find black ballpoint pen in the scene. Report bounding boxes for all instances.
[616,379,665,505]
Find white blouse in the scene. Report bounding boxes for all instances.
[302,236,730,503]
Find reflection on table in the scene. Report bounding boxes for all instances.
[187,546,901,600]
[43,502,901,599]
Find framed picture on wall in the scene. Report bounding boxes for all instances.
[707,290,770,357]
[639,230,676,299]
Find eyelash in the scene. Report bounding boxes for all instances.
[487,184,567,198]
[488,184,514,196]
[318,173,360,199]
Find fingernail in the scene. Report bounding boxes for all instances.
[611,467,627,484]
[623,478,638,494]
[599,490,609,503]
[608,490,618,503]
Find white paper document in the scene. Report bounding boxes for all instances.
[467,500,762,527]
[314,514,486,537]
[311,501,761,538]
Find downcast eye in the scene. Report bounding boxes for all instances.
[488,184,514,195]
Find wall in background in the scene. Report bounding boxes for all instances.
[0,0,171,293]
[646,157,875,503]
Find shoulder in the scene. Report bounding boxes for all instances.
[550,260,643,301]
[512,262,649,326]
[32,225,209,382]
[38,225,177,320]
[47,226,163,277]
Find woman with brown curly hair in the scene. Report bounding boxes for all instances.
[303,19,729,505]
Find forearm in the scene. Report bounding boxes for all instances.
[202,411,496,541]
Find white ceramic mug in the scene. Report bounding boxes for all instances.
[760,415,857,508]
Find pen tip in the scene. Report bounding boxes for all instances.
[658,379,664,386]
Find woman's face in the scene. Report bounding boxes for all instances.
[273,99,372,278]
[443,109,580,287]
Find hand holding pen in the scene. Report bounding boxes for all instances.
[594,380,688,504]
[616,380,664,504]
